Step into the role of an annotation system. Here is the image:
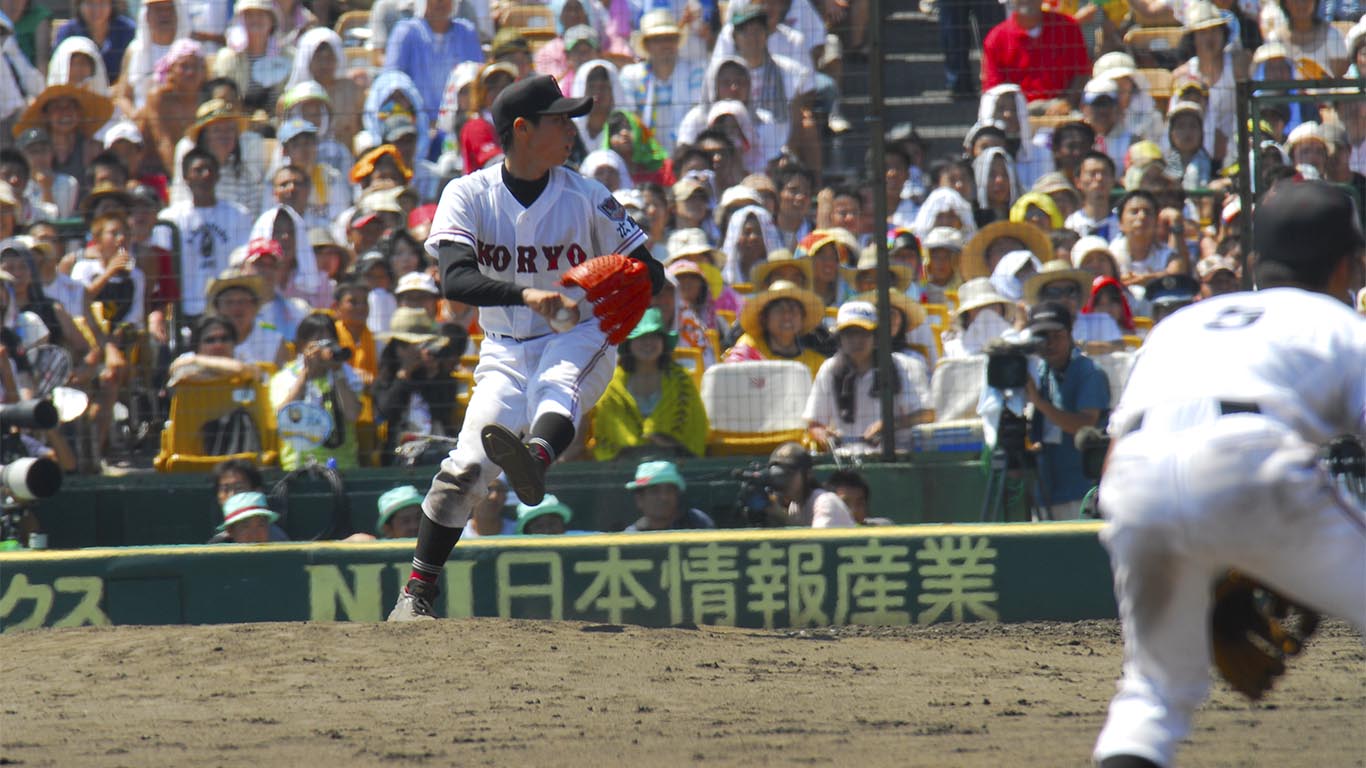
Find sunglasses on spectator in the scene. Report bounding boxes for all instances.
[201,335,232,344]
[217,481,252,496]
[1040,284,1081,300]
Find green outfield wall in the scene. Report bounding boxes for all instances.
[29,454,997,549]
[0,522,1114,633]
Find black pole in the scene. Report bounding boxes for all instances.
[868,0,895,463]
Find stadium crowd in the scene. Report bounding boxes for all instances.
[0,0,1364,536]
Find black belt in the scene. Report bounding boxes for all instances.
[1125,400,1261,435]
[484,330,553,343]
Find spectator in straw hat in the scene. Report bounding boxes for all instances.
[804,300,932,453]
[1024,260,1125,351]
[623,460,715,532]
[750,248,814,290]
[206,269,287,367]
[722,278,828,378]
[841,244,918,295]
[942,277,1018,358]
[959,219,1054,281]
[619,10,705,152]
[13,83,114,199]
[374,307,462,454]
[1171,0,1240,165]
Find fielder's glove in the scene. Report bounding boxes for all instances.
[561,253,653,344]
[1210,570,1319,701]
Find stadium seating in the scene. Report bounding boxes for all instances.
[1091,350,1136,408]
[930,355,985,423]
[155,373,279,472]
[672,345,704,391]
[701,361,812,456]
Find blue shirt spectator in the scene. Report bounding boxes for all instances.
[55,12,137,80]
[384,0,481,130]
[1024,303,1111,517]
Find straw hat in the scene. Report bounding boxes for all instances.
[851,290,927,332]
[738,279,825,340]
[953,277,1013,317]
[841,245,916,292]
[12,84,114,139]
[1022,260,1095,304]
[206,270,271,306]
[79,182,133,215]
[631,9,682,58]
[380,307,444,344]
[186,98,249,144]
[959,220,1052,280]
[750,248,814,288]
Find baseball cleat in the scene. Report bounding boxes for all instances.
[388,579,439,621]
[481,424,547,506]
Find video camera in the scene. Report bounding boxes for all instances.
[984,335,1044,390]
[733,462,779,526]
[320,340,353,363]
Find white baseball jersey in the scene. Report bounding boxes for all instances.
[159,199,251,316]
[1111,287,1366,445]
[424,165,648,339]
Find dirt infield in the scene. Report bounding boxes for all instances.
[2,619,1362,767]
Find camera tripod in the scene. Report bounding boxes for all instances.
[980,409,1045,522]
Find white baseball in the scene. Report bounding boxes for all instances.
[550,306,578,332]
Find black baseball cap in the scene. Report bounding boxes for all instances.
[1145,274,1200,306]
[1027,300,1073,333]
[491,75,592,138]
[1254,181,1365,286]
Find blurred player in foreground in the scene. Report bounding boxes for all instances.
[1092,181,1366,767]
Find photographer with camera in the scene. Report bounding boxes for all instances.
[760,442,857,528]
[1021,301,1110,520]
[268,312,363,470]
[373,307,462,459]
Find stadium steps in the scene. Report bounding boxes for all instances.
[833,4,985,172]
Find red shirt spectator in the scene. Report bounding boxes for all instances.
[981,0,1091,103]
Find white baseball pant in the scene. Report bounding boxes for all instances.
[1093,413,1366,767]
[421,321,616,527]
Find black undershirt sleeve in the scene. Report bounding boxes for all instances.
[434,240,526,307]
[629,243,666,296]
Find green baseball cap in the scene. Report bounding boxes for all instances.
[218,491,279,532]
[516,494,573,533]
[376,485,424,533]
[625,460,686,491]
[625,308,678,353]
